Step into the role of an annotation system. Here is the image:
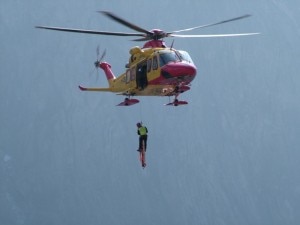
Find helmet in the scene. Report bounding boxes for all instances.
[136,122,141,127]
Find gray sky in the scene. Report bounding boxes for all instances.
[1,0,300,224]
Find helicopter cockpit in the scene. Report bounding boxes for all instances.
[158,50,194,67]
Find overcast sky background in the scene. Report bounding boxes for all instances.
[1,0,300,225]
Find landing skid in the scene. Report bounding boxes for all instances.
[117,97,139,106]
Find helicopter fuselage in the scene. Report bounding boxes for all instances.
[94,45,197,99]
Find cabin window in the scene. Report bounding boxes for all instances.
[147,59,152,72]
[126,70,131,83]
[130,67,136,81]
[152,56,158,70]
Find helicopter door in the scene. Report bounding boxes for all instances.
[136,61,148,90]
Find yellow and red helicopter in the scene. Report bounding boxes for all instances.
[36,11,258,106]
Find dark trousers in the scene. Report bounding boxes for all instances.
[139,135,147,151]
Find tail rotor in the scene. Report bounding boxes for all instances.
[95,46,106,68]
[89,46,106,81]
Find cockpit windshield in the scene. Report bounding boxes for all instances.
[158,50,194,67]
[177,50,194,64]
[159,51,180,67]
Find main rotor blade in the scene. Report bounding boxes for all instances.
[99,11,152,35]
[171,14,252,34]
[35,26,144,37]
[170,32,259,38]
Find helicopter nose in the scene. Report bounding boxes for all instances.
[161,62,197,80]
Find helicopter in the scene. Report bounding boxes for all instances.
[36,11,258,106]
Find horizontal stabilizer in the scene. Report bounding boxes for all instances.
[78,85,111,92]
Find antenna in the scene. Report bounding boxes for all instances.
[170,39,175,49]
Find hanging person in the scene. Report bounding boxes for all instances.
[136,122,148,152]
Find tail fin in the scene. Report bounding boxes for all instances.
[98,62,116,87]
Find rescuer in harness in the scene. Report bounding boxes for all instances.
[136,122,148,152]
